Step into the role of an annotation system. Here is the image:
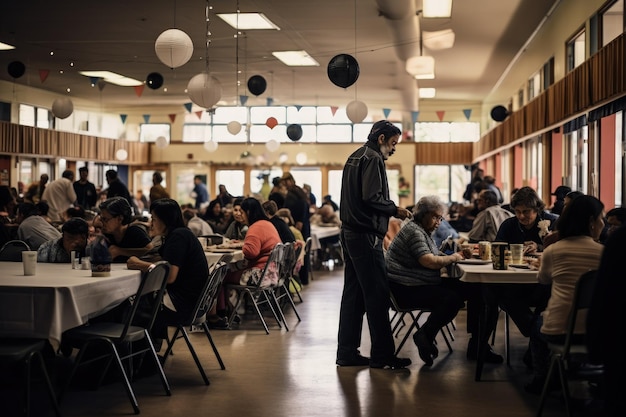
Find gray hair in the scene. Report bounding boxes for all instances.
[413,195,445,223]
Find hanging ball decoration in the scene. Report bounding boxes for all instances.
[296,152,308,165]
[204,140,218,152]
[327,54,360,88]
[227,121,242,135]
[346,100,368,124]
[247,75,267,96]
[278,152,289,163]
[286,124,303,141]
[146,72,164,90]
[51,98,74,119]
[154,28,194,69]
[490,105,509,122]
[187,73,222,109]
[155,136,169,149]
[266,139,280,152]
[115,149,128,161]
[265,117,278,129]
[8,61,26,79]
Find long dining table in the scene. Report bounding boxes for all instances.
[459,260,538,381]
[0,262,141,347]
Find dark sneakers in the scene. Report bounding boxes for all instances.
[370,356,412,369]
[336,354,370,367]
[466,338,504,364]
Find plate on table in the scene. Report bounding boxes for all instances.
[457,259,491,265]
[208,248,236,253]
[509,263,530,269]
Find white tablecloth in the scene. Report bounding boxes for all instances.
[310,225,341,250]
[459,262,538,284]
[204,249,244,266]
[0,262,141,345]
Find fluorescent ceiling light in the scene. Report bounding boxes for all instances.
[423,0,452,18]
[0,41,16,50]
[422,29,455,50]
[217,13,280,30]
[405,56,435,79]
[79,70,143,87]
[419,88,436,98]
[272,50,319,67]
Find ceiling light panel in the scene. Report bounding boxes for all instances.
[79,71,143,87]
[217,13,280,30]
[423,0,452,18]
[0,41,15,50]
[272,51,319,67]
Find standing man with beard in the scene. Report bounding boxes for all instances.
[336,120,413,369]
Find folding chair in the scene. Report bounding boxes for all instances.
[536,270,604,417]
[270,242,302,330]
[0,240,31,262]
[226,243,284,334]
[0,338,62,417]
[59,261,171,415]
[162,261,231,385]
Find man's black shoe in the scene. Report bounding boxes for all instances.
[336,354,370,366]
[467,338,504,364]
[370,356,412,369]
[413,330,434,366]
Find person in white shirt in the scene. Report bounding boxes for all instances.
[16,202,61,251]
[41,170,77,223]
[467,189,514,243]
[182,208,214,236]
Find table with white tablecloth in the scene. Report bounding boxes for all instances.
[0,262,141,346]
[310,225,341,251]
[204,249,244,266]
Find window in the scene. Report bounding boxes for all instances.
[414,165,467,204]
[414,122,480,142]
[601,0,624,47]
[139,123,171,143]
[527,70,541,100]
[566,29,586,71]
[215,170,245,197]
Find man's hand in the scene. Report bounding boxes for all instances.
[396,207,412,220]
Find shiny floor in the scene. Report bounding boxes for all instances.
[8,266,590,416]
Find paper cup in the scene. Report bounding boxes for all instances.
[22,251,38,275]
[478,241,491,261]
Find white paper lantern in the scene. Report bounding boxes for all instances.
[204,140,218,152]
[154,29,194,69]
[346,100,368,124]
[278,152,289,163]
[227,121,242,135]
[51,98,74,119]
[296,152,308,165]
[155,136,169,148]
[115,149,128,161]
[187,73,222,109]
[266,139,280,152]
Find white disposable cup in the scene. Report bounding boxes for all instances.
[22,251,37,276]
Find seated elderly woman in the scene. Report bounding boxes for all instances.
[98,196,153,262]
[223,197,248,241]
[385,195,502,366]
[37,217,89,263]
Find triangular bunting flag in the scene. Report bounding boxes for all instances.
[330,106,338,116]
[436,111,445,121]
[266,97,274,106]
[295,105,302,111]
[383,108,391,118]
[411,111,419,124]
[239,95,248,106]
[120,114,127,124]
[143,114,150,124]
[134,85,145,97]
[463,109,472,121]
[195,110,203,120]
[168,114,176,123]
[184,102,193,113]
[39,69,49,83]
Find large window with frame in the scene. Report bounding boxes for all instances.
[563,126,589,193]
[566,28,586,72]
[414,165,467,204]
[601,0,624,47]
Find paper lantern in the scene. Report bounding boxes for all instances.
[266,139,280,152]
[187,73,222,109]
[346,100,368,124]
[296,152,308,165]
[154,29,194,69]
[247,75,267,96]
[227,121,242,135]
[327,54,359,88]
[8,61,26,79]
[286,124,303,141]
[278,152,289,163]
[265,117,278,129]
[51,98,74,119]
[155,136,169,149]
[146,72,164,89]
[204,140,218,152]
[115,149,128,161]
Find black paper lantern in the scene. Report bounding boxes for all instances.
[286,124,303,141]
[146,72,164,89]
[327,54,359,88]
[490,105,509,122]
[247,75,267,96]
[7,61,26,79]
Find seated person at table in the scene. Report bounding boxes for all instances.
[202,199,225,234]
[218,197,281,316]
[310,204,341,227]
[276,208,304,241]
[223,197,248,241]
[467,190,514,243]
[127,198,213,339]
[262,200,296,243]
[16,202,61,251]
[525,195,604,394]
[385,195,502,366]
[182,208,214,236]
[98,197,153,262]
[37,217,89,263]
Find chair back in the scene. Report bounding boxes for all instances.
[562,269,597,356]
[121,261,170,339]
[191,261,231,325]
[0,240,31,262]
[248,242,284,289]
[280,242,297,283]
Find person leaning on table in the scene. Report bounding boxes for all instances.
[37,217,89,263]
[386,195,503,367]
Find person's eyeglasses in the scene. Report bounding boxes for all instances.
[431,213,444,222]
[100,215,116,223]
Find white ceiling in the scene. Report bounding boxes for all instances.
[0,0,558,116]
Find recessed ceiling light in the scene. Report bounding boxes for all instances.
[406,56,435,79]
[423,0,452,18]
[79,70,143,87]
[0,41,15,50]
[419,88,436,98]
[272,51,319,67]
[217,13,280,30]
